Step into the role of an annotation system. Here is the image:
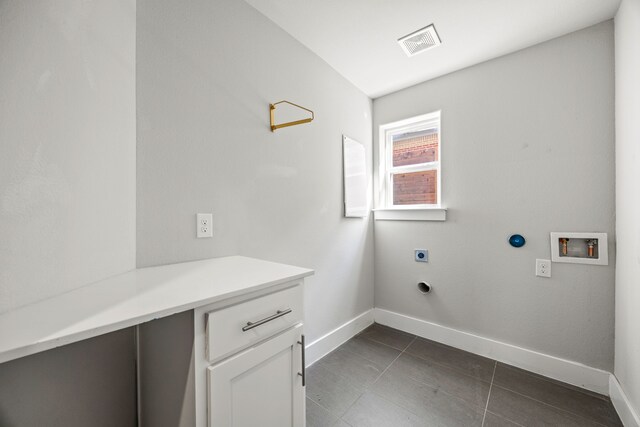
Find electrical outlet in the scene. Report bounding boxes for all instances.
[536,259,551,278]
[196,213,213,238]
[415,249,428,263]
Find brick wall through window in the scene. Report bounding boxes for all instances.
[392,130,439,204]
[393,170,437,205]
[381,111,440,207]
[393,131,439,167]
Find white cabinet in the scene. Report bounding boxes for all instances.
[208,324,305,427]
[193,281,307,427]
[138,280,308,427]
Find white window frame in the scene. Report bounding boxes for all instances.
[378,111,441,209]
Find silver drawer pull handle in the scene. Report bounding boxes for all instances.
[242,308,292,332]
[297,334,306,386]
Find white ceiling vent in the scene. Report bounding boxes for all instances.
[398,24,441,57]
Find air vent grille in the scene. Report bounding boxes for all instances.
[398,24,441,57]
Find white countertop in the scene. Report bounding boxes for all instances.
[0,256,313,364]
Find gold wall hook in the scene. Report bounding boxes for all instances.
[270,100,314,132]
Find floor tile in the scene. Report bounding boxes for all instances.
[317,346,386,390]
[493,363,622,426]
[342,392,427,427]
[371,366,485,427]
[405,337,495,382]
[389,352,491,408]
[306,363,363,417]
[357,323,415,351]
[340,335,402,367]
[482,411,523,427]
[308,325,625,427]
[487,385,604,427]
[307,398,339,427]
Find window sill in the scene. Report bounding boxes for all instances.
[372,208,447,222]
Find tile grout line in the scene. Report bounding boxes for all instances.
[366,331,499,415]
[332,388,362,423]
[405,331,616,426]
[371,325,611,416]
[359,333,416,353]
[308,331,418,424]
[333,341,402,370]
[366,327,495,384]
[490,383,615,427]
[500,363,610,401]
[315,326,618,427]
[370,335,416,386]
[369,365,489,415]
[306,397,345,426]
[366,333,490,424]
[403,335,418,353]
[307,395,343,420]
[305,369,363,422]
[400,334,417,352]
[353,334,433,424]
[481,361,498,427]
[397,335,497,409]
[305,363,359,420]
[484,410,527,427]
[404,346,494,385]
[314,339,414,424]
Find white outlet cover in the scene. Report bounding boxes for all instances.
[536,259,551,278]
[196,213,213,238]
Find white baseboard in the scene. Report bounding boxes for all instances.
[610,375,640,427]
[305,309,374,367]
[374,308,611,395]
[306,307,633,421]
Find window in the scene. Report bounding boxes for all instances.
[379,111,441,208]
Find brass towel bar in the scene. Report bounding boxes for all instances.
[270,100,314,132]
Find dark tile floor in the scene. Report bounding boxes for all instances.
[306,323,622,427]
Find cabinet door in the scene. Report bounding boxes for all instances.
[208,324,305,427]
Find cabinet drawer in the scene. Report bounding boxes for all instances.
[206,284,303,362]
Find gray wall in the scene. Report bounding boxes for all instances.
[373,21,615,370]
[0,1,138,425]
[0,0,137,314]
[138,311,195,427]
[0,328,137,427]
[614,0,640,414]
[136,0,374,344]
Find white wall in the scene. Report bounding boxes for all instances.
[0,1,137,424]
[614,0,640,415]
[373,22,615,370]
[0,0,136,314]
[136,0,374,343]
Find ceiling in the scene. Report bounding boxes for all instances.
[244,0,621,98]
